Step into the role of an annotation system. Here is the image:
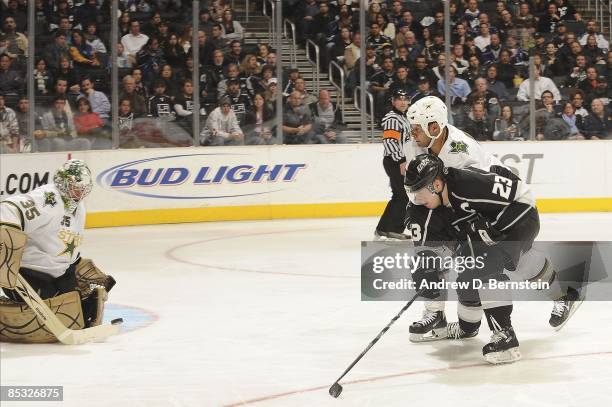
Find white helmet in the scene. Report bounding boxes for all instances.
[54,159,93,212]
[407,96,448,148]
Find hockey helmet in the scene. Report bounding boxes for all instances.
[404,154,446,206]
[54,159,93,212]
[406,96,448,147]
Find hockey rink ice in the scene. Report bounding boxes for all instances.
[1,212,612,407]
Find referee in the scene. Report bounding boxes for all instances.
[375,89,411,240]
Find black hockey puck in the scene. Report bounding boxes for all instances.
[111,318,124,325]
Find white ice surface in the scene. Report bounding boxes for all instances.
[1,213,612,407]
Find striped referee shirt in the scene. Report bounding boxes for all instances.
[382,108,410,162]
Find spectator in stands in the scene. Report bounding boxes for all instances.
[220,9,245,43]
[497,50,518,89]
[3,0,26,32]
[555,0,581,21]
[117,43,132,68]
[343,32,361,76]
[0,94,19,154]
[36,96,88,152]
[474,23,491,52]
[538,2,562,34]
[51,78,76,117]
[377,13,396,40]
[492,104,522,141]
[311,1,335,44]
[256,43,271,66]
[557,101,585,140]
[200,96,244,146]
[156,21,171,49]
[367,22,392,55]
[79,77,111,120]
[583,34,606,64]
[74,97,109,149]
[410,55,437,89]
[579,20,609,52]
[485,65,508,101]
[569,89,590,119]
[137,37,166,83]
[120,75,147,117]
[148,80,174,118]
[84,23,108,65]
[583,99,612,139]
[264,77,279,111]
[43,32,70,71]
[53,17,74,41]
[463,0,482,31]
[118,98,134,137]
[481,33,503,65]
[163,33,186,70]
[432,54,447,82]
[296,0,320,45]
[451,43,469,75]
[122,20,149,66]
[210,23,228,52]
[464,55,486,86]
[530,32,547,59]
[54,57,80,95]
[388,1,404,26]
[425,31,445,63]
[225,40,245,66]
[389,65,415,97]
[217,63,245,99]
[131,68,149,100]
[497,8,515,42]
[196,30,216,67]
[199,9,215,35]
[467,77,501,118]
[464,102,492,141]
[159,64,180,99]
[409,76,441,103]
[294,77,318,106]
[14,95,30,152]
[143,11,163,37]
[517,66,561,102]
[438,66,471,124]
[1,16,27,58]
[309,89,347,144]
[282,68,300,98]
[174,79,195,133]
[515,2,537,30]
[283,91,315,144]
[565,53,589,87]
[506,35,529,65]
[370,56,395,122]
[243,92,276,145]
[240,54,261,93]
[69,30,101,70]
[118,11,132,37]
[0,54,23,96]
[224,78,251,126]
[34,58,54,96]
[399,10,423,40]
[579,67,610,105]
[542,42,565,78]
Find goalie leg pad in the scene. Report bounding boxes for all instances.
[0,291,85,343]
[75,258,115,297]
[0,225,27,289]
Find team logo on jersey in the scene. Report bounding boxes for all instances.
[449,141,468,154]
[43,191,57,207]
[57,230,83,258]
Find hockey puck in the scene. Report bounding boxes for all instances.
[111,318,124,325]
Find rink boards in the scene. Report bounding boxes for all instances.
[1,141,611,227]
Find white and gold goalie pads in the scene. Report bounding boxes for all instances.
[1,225,113,343]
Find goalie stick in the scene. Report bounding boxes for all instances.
[329,289,425,398]
[13,274,120,345]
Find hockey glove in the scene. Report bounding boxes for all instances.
[411,250,443,299]
[467,216,502,246]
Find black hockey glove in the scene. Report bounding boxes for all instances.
[411,250,443,299]
[467,216,502,246]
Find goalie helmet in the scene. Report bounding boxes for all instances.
[54,159,93,212]
[406,96,448,147]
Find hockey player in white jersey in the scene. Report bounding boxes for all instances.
[0,159,116,343]
[403,97,581,341]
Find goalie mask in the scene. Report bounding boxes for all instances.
[404,154,446,208]
[54,159,93,212]
[407,96,448,148]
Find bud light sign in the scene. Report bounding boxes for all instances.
[96,154,306,199]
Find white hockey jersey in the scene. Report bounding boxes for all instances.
[404,123,502,171]
[1,184,86,278]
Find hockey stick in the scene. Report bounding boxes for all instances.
[329,288,425,398]
[13,274,120,345]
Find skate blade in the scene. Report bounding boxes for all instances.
[484,347,521,364]
[409,326,448,343]
[553,298,584,332]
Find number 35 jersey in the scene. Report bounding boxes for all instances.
[1,184,86,278]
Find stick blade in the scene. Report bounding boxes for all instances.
[58,324,121,345]
[329,383,343,398]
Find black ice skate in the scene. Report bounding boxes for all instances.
[482,326,521,364]
[409,311,448,342]
[549,287,583,331]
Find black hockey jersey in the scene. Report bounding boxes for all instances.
[445,166,534,234]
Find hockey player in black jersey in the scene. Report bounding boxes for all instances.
[405,154,540,364]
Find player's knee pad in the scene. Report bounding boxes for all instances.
[0,225,27,289]
[0,291,85,343]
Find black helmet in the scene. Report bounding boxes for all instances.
[404,154,445,192]
[392,88,409,100]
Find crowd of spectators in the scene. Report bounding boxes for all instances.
[293,0,611,140]
[0,0,611,154]
[0,0,349,153]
